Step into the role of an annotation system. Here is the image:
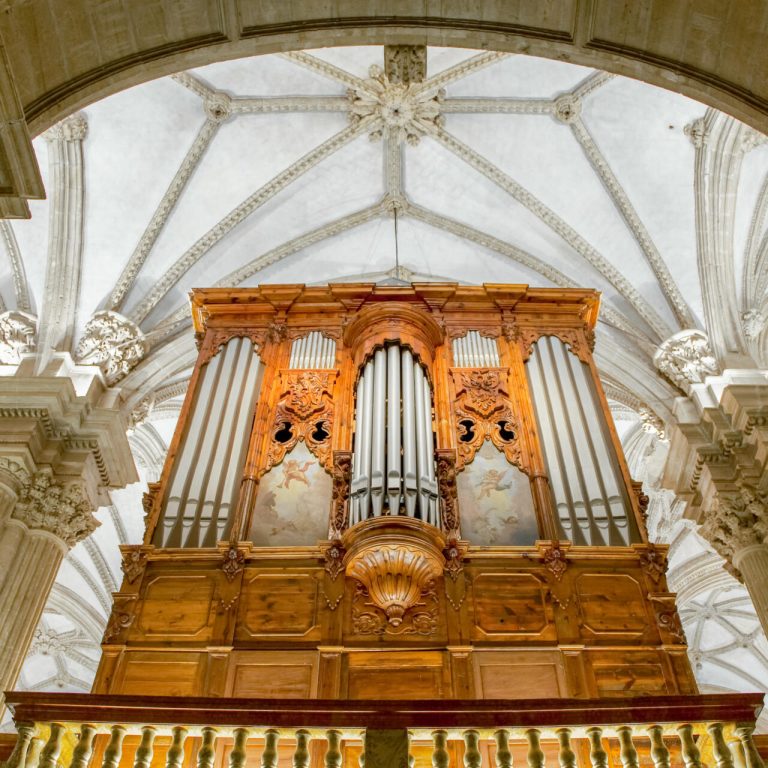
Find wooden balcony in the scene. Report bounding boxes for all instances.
[2,692,765,768]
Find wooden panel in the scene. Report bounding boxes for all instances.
[472,572,552,637]
[472,650,566,699]
[116,652,205,696]
[226,651,318,698]
[346,651,447,699]
[576,573,647,636]
[588,651,670,698]
[237,572,319,638]
[136,574,215,639]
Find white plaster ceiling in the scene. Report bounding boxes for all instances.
[6,45,768,716]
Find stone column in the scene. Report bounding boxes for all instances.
[0,473,96,713]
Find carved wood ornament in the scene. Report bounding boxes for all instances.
[263,369,337,476]
[329,450,352,538]
[503,324,594,364]
[451,368,524,471]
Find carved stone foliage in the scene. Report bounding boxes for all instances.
[384,45,427,84]
[11,472,96,547]
[265,369,336,474]
[0,310,35,363]
[329,450,352,538]
[451,368,524,470]
[75,310,148,385]
[653,329,721,393]
[699,486,768,562]
[436,449,460,539]
[503,324,593,363]
[352,579,438,636]
[348,65,444,145]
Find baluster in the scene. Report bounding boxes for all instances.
[647,725,670,768]
[166,726,188,768]
[494,730,512,768]
[133,726,156,768]
[708,724,735,768]
[262,730,279,768]
[464,730,482,768]
[730,739,747,768]
[736,724,766,768]
[70,724,97,768]
[432,730,450,768]
[293,730,310,768]
[39,723,65,768]
[617,726,639,768]
[677,725,702,768]
[358,730,365,768]
[526,729,545,768]
[26,736,45,768]
[586,727,607,768]
[555,729,575,768]
[197,727,217,768]
[408,730,415,768]
[102,725,126,768]
[7,723,35,768]
[325,730,342,768]
[229,728,250,768]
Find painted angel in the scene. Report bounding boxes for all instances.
[277,459,314,489]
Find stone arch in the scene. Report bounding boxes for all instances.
[6,2,768,135]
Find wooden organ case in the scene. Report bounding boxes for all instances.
[98,283,696,702]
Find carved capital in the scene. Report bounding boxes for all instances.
[654,329,720,393]
[684,118,708,149]
[11,471,96,547]
[43,112,88,142]
[699,486,768,562]
[0,310,36,363]
[75,310,148,385]
[384,45,427,84]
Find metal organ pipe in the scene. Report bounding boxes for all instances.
[350,344,438,525]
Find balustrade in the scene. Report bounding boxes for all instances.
[3,693,764,768]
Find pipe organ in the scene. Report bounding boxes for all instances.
[101,283,697,703]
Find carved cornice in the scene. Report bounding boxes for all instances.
[11,471,96,548]
[75,310,148,385]
[654,329,721,393]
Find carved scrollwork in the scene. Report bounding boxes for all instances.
[103,596,136,643]
[639,544,668,584]
[436,449,460,538]
[351,580,438,636]
[451,368,525,471]
[199,328,266,365]
[264,370,337,475]
[650,594,687,644]
[503,324,594,363]
[329,450,352,537]
[120,546,149,584]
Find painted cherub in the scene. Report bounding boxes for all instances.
[477,469,511,498]
[278,459,313,489]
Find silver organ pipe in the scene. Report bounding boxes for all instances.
[452,331,500,367]
[350,344,438,525]
[157,337,264,547]
[526,336,638,546]
[289,331,336,369]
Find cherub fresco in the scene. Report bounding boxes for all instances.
[477,469,513,498]
[278,459,313,489]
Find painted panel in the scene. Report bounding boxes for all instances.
[457,442,537,545]
[248,442,331,546]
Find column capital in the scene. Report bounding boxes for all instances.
[10,471,97,548]
[699,485,768,563]
[42,112,88,143]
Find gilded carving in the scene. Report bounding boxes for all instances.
[451,368,524,470]
[329,451,352,537]
[264,370,337,475]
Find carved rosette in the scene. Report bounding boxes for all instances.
[653,329,720,394]
[11,472,96,548]
[342,517,446,628]
[75,310,148,385]
[264,369,337,474]
[451,368,523,470]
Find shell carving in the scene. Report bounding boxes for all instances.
[347,546,441,626]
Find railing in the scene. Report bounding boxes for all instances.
[2,693,765,768]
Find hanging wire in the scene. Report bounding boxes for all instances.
[394,205,400,273]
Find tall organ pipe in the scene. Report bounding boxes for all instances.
[350,344,438,525]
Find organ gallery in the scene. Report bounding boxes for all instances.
[4,283,764,768]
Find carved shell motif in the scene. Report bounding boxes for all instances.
[346,545,442,627]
